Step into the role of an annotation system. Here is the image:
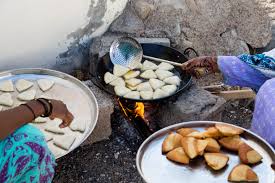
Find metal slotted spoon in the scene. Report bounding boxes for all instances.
[109,37,183,69]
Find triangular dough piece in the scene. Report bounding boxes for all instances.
[124,91,140,99]
[164,76,181,86]
[125,78,142,87]
[109,77,125,86]
[153,88,167,99]
[69,121,86,132]
[155,69,174,80]
[123,70,140,80]
[37,79,55,92]
[0,80,14,92]
[137,82,153,91]
[161,85,177,95]
[140,70,157,79]
[140,91,153,100]
[54,135,76,150]
[15,79,33,92]
[44,132,53,142]
[0,93,13,106]
[158,62,174,71]
[126,85,137,90]
[142,60,158,70]
[47,143,64,157]
[45,121,65,134]
[149,79,165,90]
[114,86,131,96]
[33,117,47,123]
[113,65,130,77]
[17,89,36,101]
[104,72,117,84]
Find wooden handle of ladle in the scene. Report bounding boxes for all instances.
[143,55,183,67]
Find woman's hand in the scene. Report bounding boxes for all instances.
[49,99,74,128]
[181,56,219,78]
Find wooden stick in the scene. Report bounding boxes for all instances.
[143,55,183,67]
[212,89,256,100]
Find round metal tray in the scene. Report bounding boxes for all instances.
[0,68,99,159]
[136,121,275,183]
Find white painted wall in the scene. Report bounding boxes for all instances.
[0,0,128,71]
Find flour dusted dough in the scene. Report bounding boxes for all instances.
[17,89,36,101]
[48,143,64,157]
[33,117,47,123]
[45,121,65,134]
[0,93,13,106]
[125,78,142,87]
[161,85,177,95]
[153,88,167,99]
[164,76,181,86]
[155,69,174,80]
[142,60,158,70]
[140,70,157,79]
[54,135,76,150]
[15,79,33,92]
[110,77,125,86]
[113,65,130,77]
[44,132,53,142]
[137,82,153,91]
[0,80,14,92]
[123,70,140,80]
[140,91,153,100]
[149,79,165,90]
[124,91,140,99]
[158,62,174,71]
[69,121,86,132]
[114,85,131,96]
[104,72,117,84]
[37,79,55,92]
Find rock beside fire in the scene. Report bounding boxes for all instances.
[155,85,226,128]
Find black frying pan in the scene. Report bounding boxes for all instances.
[90,43,195,103]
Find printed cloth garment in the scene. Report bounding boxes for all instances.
[0,124,56,183]
[218,56,275,148]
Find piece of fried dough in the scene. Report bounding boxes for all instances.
[215,123,243,136]
[196,139,208,155]
[166,147,190,164]
[142,60,158,70]
[187,131,205,139]
[161,85,177,95]
[177,128,198,136]
[181,137,199,159]
[162,132,183,154]
[149,79,165,90]
[140,70,157,79]
[205,138,220,153]
[219,135,244,151]
[153,88,167,99]
[114,86,131,96]
[158,62,174,71]
[140,91,153,100]
[203,127,223,139]
[104,72,117,84]
[238,143,262,164]
[123,70,140,80]
[164,76,181,86]
[155,69,174,80]
[228,164,258,182]
[125,78,143,87]
[113,65,130,77]
[204,153,229,170]
[137,82,153,91]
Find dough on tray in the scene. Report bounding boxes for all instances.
[137,82,153,91]
[15,79,34,92]
[158,62,174,71]
[104,72,117,84]
[54,135,76,150]
[155,69,174,80]
[17,89,36,101]
[114,86,131,96]
[0,80,14,92]
[33,117,47,123]
[37,79,55,92]
[153,88,167,99]
[69,121,86,132]
[140,70,157,79]
[140,91,153,100]
[113,65,130,77]
[0,93,13,106]
[124,91,140,100]
[125,78,142,87]
[142,60,158,70]
[149,79,165,90]
[44,132,53,142]
[123,70,140,80]
[127,85,137,90]
[161,85,177,95]
[45,121,65,135]
[0,106,2,111]
[164,76,181,86]
[109,77,125,86]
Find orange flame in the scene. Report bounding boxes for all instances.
[134,102,145,119]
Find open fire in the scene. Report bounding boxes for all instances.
[118,98,160,138]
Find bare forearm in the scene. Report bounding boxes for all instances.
[0,100,45,140]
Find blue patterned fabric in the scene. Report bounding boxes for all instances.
[238,53,275,70]
[0,125,56,183]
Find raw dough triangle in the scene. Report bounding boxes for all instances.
[54,135,76,150]
[104,72,117,84]
[142,60,158,70]
[137,82,153,91]
[17,89,36,101]
[0,80,14,92]
[15,79,33,92]
[0,93,13,106]
[164,76,181,86]
[161,85,177,95]
[124,91,140,99]
[113,65,130,77]
[149,79,165,90]
[153,88,167,99]
[37,79,55,92]
[123,70,140,80]
[158,62,174,71]
[114,86,131,96]
[140,91,153,100]
[109,77,125,86]
[125,78,142,87]
[155,69,174,80]
[140,70,157,79]
[69,121,86,132]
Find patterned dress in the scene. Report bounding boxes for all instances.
[0,125,56,183]
[218,48,275,148]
